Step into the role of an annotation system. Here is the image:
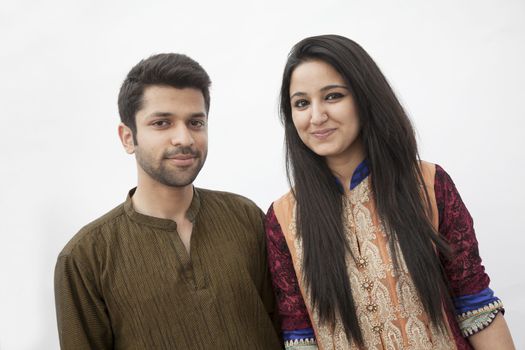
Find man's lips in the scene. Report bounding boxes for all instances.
[168,154,195,160]
[166,155,197,166]
[311,128,336,139]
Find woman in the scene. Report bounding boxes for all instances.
[265,35,515,349]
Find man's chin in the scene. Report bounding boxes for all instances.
[162,170,201,188]
[161,175,197,188]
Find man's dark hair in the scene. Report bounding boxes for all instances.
[118,53,211,143]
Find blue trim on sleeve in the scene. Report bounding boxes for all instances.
[283,328,315,341]
[453,287,501,314]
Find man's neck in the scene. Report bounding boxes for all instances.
[132,178,194,222]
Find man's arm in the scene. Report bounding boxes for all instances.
[54,254,113,349]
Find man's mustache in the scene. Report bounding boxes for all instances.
[163,147,200,158]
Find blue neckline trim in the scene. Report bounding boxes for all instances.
[350,159,370,189]
[335,159,370,191]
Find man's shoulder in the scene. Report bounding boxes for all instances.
[196,188,266,231]
[58,203,126,259]
[197,188,261,212]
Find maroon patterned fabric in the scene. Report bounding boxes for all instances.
[435,164,489,349]
[264,164,492,348]
[435,164,490,296]
[265,204,312,331]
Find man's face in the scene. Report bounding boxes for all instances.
[130,85,208,188]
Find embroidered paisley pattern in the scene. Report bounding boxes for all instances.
[290,178,455,349]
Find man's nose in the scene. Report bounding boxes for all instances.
[170,125,194,147]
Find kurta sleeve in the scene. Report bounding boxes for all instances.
[435,165,504,337]
[265,204,317,349]
[54,254,113,349]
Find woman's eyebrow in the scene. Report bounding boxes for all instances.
[320,84,348,92]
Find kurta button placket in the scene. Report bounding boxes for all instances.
[366,303,378,313]
[361,278,374,292]
[371,323,384,335]
[356,256,368,269]
[348,189,384,344]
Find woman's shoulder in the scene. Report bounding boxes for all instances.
[273,190,295,207]
[272,191,296,217]
[418,160,451,176]
[419,160,437,179]
[418,161,454,189]
[268,191,297,232]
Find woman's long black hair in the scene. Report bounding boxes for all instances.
[279,35,453,346]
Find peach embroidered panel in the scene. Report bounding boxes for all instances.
[278,176,456,350]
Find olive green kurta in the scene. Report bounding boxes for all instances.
[54,188,281,350]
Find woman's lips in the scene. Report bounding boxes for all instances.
[311,128,336,139]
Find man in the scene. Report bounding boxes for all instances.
[54,53,282,349]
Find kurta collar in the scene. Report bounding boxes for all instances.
[335,159,370,191]
[350,159,370,190]
[124,187,201,230]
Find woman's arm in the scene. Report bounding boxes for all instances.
[468,313,515,349]
[265,204,318,349]
[434,164,515,348]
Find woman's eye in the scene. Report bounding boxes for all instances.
[294,99,309,108]
[326,92,344,101]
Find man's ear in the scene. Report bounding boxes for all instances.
[118,123,135,154]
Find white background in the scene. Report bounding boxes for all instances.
[1,0,524,349]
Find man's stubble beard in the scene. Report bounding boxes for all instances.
[135,146,207,188]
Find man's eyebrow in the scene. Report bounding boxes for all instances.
[190,112,207,118]
[290,84,349,99]
[146,111,174,119]
[146,111,207,119]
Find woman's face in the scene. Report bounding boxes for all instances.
[289,60,362,165]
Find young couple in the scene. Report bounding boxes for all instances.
[54,35,515,349]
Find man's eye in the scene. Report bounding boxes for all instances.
[326,92,344,101]
[293,99,309,108]
[190,120,206,128]
[152,120,170,127]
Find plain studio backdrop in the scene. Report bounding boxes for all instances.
[1,0,524,348]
